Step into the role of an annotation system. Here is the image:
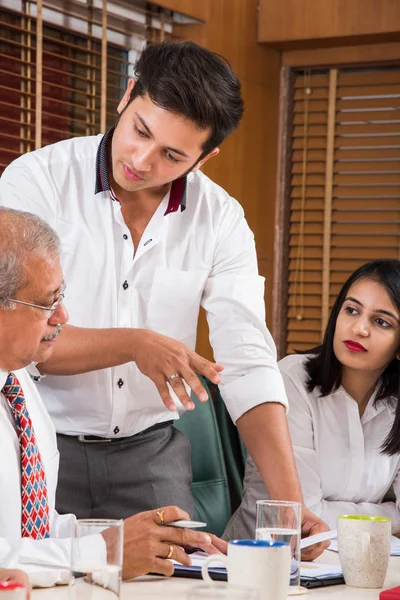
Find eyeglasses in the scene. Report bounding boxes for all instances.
[7,283,66,319]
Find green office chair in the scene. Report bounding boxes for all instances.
[174,376,247,536]
[207,379,247,514]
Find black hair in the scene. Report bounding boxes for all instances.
[304,259,400,455]
[127,41,244,157]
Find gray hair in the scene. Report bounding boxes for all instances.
[0,207,60,310]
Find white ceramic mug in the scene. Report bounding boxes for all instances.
[338,515,391,588]
[201,539,291,600]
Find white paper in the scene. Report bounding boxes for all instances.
[300,529,337,549]
[300,562,342,578]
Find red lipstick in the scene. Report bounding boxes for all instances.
[344,340,367,352]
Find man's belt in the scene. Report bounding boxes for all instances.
[58,420,174,444]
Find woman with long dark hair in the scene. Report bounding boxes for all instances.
[225,259,400,538]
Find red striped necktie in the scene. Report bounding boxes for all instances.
[2,372,50,539]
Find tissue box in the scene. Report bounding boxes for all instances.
[380,587,400,599]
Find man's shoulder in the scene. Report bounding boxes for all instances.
[186,170,242,213]
[4,134,102,172]
[187,171,231,200]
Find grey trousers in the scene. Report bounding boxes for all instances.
[55,422,194,519]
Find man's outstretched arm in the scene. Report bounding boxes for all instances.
[37,325,223,411]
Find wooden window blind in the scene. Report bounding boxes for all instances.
[286,66,400,354]
[0,0,180,173]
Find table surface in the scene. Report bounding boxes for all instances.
[31,550,399,599]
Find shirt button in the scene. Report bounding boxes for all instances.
[122,281,129,290]
[113,426,120,435]
[117,378,124,388]
[123,234,128,240]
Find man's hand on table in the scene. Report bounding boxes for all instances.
[301,508,330,561]
[131,329,224,411]
[0,568,31,599]
[121,506,226,580]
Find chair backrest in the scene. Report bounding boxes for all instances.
[208,380,247,514]
[174,377,246,536]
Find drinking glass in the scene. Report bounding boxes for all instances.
[188,584,259,599]
[255,500,301,589]
[69,518,123,599]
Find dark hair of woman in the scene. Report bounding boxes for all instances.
[304,259,400,456]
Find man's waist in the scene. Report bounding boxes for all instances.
[57,419,174,443]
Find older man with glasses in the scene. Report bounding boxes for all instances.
[0,207,224,587]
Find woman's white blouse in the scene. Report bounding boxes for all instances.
[226,353,400,538]
[282,353,400,531]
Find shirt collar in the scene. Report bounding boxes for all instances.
[0,368,9,389]
[94,126,187,214]
[336,384,391,423]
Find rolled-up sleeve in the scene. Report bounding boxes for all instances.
[201,198,288,423]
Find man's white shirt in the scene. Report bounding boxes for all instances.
[0,367,74,575]
[0,367,106,584]
[0,134,288,437]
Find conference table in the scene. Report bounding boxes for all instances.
[31,551,400,599]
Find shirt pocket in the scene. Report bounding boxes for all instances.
[147,267,208,341]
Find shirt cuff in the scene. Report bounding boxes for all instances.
[219,368,289,424]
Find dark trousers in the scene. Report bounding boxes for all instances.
[55,423,194,519]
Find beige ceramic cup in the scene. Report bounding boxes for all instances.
[338,515,391,588]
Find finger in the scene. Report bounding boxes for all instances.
[158,543,192,567]
[205,534,228,554]
[155,379,176,412]
[301,540,329,561]
[159,526,212,548]
[189,355,223,385]
[176,367,209,403]
[150,557,175,577]
[151,506,191,524]
[169,377,195,410]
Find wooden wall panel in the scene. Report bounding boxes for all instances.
[283,42,400,68]
[259,0,400,45]
[154,0,208,22]
[173,0,281,359]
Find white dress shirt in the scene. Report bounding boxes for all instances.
[232,353,400,536]
[0,368,74,573]
[0,134,288,436]
[0,368,105,585]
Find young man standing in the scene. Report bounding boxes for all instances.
[0,42,327,556]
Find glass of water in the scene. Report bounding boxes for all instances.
[255,500,301,589]
[69,518,123,599]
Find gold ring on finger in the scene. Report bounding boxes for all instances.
[166,544,174,559]
[156,508,165,525]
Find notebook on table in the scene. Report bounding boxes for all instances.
[172,552,345,588]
